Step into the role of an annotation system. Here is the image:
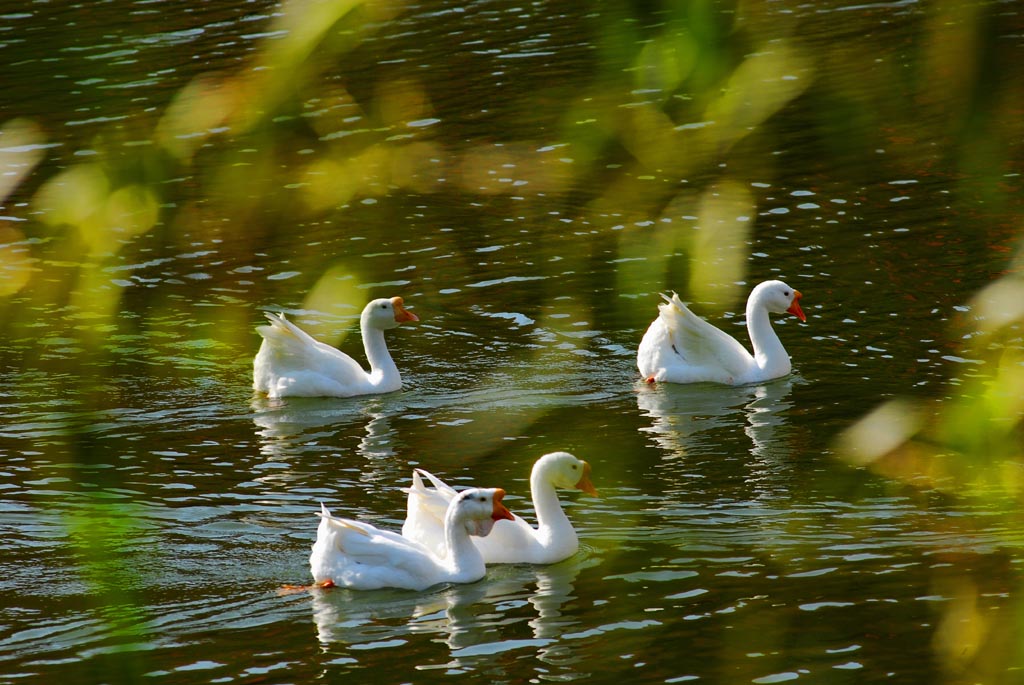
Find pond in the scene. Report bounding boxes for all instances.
[2,0,1024,683]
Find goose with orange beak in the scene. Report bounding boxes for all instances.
[637,280,806,385]
[253,296,418,398]
[310,488,514,591]
[403,452,598,565]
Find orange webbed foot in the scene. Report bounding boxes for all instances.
[277,579,336,595]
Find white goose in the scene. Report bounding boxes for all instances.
[309,487,514,591]
[402,452,598,565]
[253,297,418,398]
[637,280,806,386]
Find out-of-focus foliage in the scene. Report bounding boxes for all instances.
[838,259,1024,499]
[0,119,45,297]
[836,254,1024,678]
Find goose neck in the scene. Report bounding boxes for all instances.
[531,471,570,531]
[361,323,398,379]
[746,298,787,371]
[443,511,482,575]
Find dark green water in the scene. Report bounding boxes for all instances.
[2,1,1024,683]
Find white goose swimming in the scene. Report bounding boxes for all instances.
[309,487,514,591]
[253,297,418,398]
[637,280,806,386]
[402,452,598,565]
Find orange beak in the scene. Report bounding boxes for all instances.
[491,488,515,521]
[786,290,806,322]
[575,462,599,497]
[391,296,419,323]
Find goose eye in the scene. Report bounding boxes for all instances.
[783,291,790,297]
[380,303,388,309]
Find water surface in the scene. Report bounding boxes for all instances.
[2,0,1024,683]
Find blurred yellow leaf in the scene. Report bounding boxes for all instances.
[105,185,159,240]
[156,76,237,161]
[836,399,925,467]
[301,263,366,346]
[35,164,110,231]
[689,180,754,307]
[931,579,988,672]
[704,40,813,150]
[0,226,34,296]
[0,118,46,203]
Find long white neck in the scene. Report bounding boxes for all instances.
[443,510,486,579]
[531,469,576,545]
[360,318,399,386]
[746,295,791,377]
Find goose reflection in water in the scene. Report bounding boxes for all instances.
[308,558,589,669]
[251,396,380,442]
[250,396,402,487]
[636,377,796,469]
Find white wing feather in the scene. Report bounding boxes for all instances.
[312,504,443,590]
[402,468,547,563]
[253,313,369,395]
[658,293,753,376]
[638,293,756,383]
[401,469,459,558]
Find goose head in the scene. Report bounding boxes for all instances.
[754,280,806,322]
[452,487,515,538]
[362,296,419,330]
[536,451,599,496]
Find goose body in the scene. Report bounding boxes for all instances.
[253,297,417,398]
[637,280,805,386]
[310,487,514,591]
[402,452,598,565]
